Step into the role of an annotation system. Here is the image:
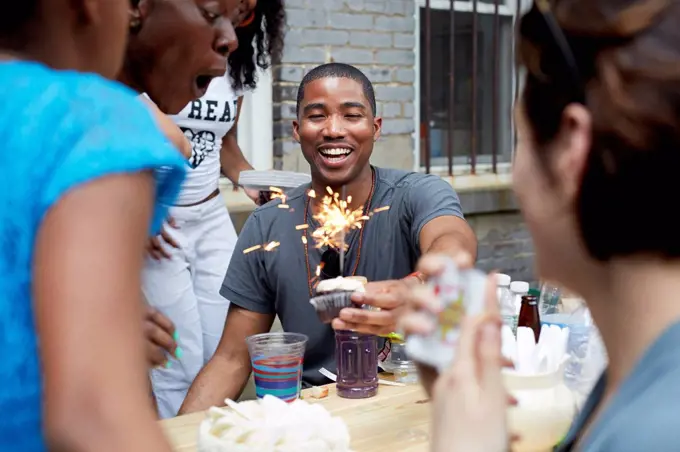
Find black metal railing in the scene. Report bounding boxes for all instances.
[420,0,520,175]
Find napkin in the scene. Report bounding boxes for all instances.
[502,325,570,374]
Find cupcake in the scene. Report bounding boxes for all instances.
[310,276,367,323]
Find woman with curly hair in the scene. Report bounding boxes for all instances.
[139,0,287,419]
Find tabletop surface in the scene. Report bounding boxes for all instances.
[160,382,432,452]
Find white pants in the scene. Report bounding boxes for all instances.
[142,193,237,419]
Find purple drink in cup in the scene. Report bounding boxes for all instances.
[246,332,308,402]
[335,330,378,399]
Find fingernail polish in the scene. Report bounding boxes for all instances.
[175,347,183,359]
[165,361,172,369]
[173,331,180,342]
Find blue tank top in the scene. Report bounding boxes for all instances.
[0,60,185,450]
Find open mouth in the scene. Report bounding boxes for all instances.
[318,147,353,164]
[194,75,213,94]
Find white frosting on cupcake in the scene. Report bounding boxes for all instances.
[316,276,366,294]
[197,395,352,452]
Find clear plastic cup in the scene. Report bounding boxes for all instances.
[382,341,419,384]
[246,332,308,402]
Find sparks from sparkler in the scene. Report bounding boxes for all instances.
[242,241,281,255]
[307,186,369,251]
[241,184,390,284]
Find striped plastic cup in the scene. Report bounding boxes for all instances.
[246,332,308,402]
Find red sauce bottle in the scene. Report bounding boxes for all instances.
[517,295,541,342]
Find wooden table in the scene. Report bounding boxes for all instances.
[160,383,432,452]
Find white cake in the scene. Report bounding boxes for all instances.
[197,395,352,452]
[315,276,367,294]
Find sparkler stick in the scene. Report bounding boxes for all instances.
[339,185,347,275]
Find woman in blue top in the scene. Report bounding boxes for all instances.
[401,0,680,451]
[0,0,189,451]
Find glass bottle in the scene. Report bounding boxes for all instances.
[517,295,541,342]
[496,274,517,334]
[335,330,378,399]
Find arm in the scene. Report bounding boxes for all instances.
[180,213,276,413]
[179,306,274,414]
[220,96,254,185]
[141,96,192,159]
[419,215,477,261]
[34,173,172,452]
[332,178,477,334]
[409,175,477,261]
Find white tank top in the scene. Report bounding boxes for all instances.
[170,76,241,204]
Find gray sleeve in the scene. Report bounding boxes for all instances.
[219,213,275,315]
[405,174,465,249]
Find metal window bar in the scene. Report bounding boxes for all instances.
[421,0,506,175]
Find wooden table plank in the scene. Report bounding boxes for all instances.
[160,383,432,452]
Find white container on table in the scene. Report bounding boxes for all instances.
[504,365,576,452]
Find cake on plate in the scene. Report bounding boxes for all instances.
[197,395,352,452]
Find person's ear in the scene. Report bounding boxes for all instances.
[129,0,149,32]
[373,116,382,142]
[293,119,301,143]
[553,103,592,203]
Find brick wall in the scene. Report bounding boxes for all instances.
[469,212,535,284]
[273,0,418,172]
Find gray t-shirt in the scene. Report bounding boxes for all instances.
[220,167,465,386]
[556,321,680,451]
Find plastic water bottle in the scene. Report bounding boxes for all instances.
[539,283,562,316]
[496,274,517,334]
[510,281,530,317]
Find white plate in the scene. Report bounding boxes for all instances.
[238,170,311,190]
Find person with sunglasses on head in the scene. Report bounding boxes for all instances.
[177,62,477,414]
[140,0,286,419]
[400,0,680,451]
[0,0,188,450]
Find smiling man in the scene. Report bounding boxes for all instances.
[178,63,477,414]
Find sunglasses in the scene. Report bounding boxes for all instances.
[532,0,585,103]
[319,247,342,280]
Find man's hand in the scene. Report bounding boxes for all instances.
[144,307,179,369]
[146,217,181,260]
[331,279,414,335]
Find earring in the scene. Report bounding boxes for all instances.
[237,11,256,28]
[129,10,142,31]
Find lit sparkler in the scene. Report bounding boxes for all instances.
[307,187,370,251]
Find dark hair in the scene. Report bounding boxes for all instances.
[518,0,680,261]
[0,2,38,41]
[228,0,285,91]
[296,63,377,116]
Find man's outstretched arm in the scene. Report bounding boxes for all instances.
[179,305,274,414]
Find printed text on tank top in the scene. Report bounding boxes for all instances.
[181,96,239,169]
[171,75,242,205]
